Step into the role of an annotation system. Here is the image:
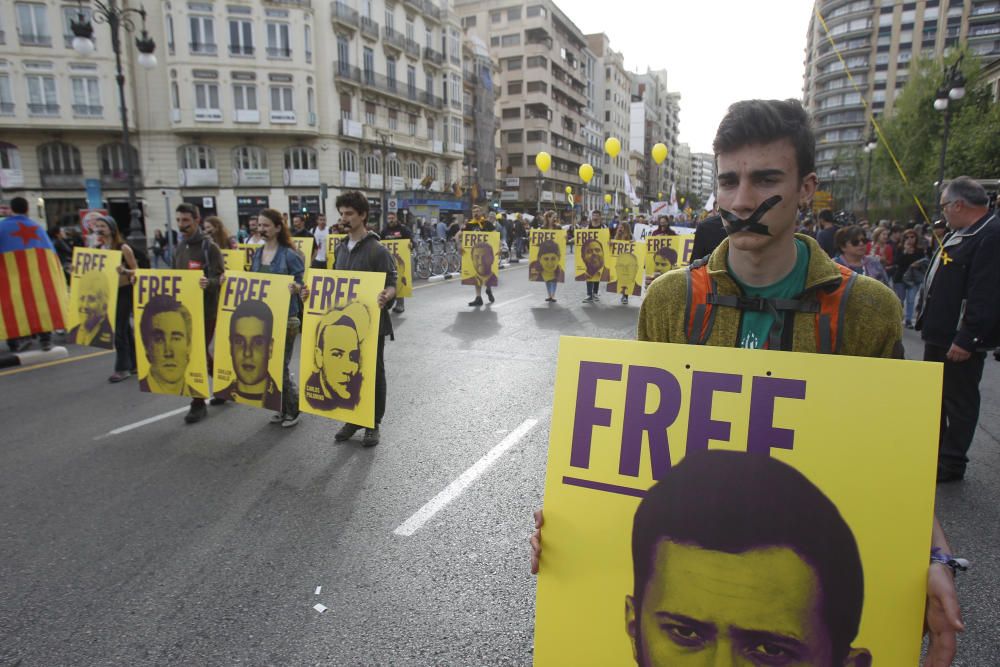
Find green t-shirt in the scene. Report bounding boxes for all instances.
[730,239,810,349]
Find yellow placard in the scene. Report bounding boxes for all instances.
[132,269,209,398]
[298,269,384,427]
[528,229,567,283]
[644,235,696,277]
[381,239,413,298]
[574,228,611,282]
[66,247,120,349]
[212,270,292,412]
[221,249,244,274]
[325,234,348,269]
[607,240,646,296]
[236,244,258,271]
[534,337,941,666]
[291,237,314,265]
[460,231,500,287]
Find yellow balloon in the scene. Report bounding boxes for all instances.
[578,163,594,184]
[658,191,664,199]
[604,137,621,158]
[534,151,552,173]
[565,185,573,195]
[604,194,612,204]
[651,143,668,165]
[495,213,502,220]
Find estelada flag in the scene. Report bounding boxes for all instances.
[0,214,68,338]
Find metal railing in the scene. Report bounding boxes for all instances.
[383,26,406,50]
[360,17,379,39]
[331,1,360,27]
[424,47,444,66]
[267,45,292,58]
[229,44,255,56]
[404,38,421,59]
[333,61,444,109]
[19,33,52,46]
[72,104,103,116]
[0,102,14,115]
[28,102,60,115]
[190,41,218,54]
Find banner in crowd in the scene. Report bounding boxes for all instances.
[643,235,695,278]
[299,269,384,428]
[235,244,258,271]
[131,269,209,398]
[460,231,500,287]
[66,247,121,349]
[291,237,314,265]
[325,234,347,269]
[606,240,646,296]
[381,239,413,297]
[221,249,245,274]
[528,229,567,283]
[0,215,68,339]
[574,228,611,282]
[212,270,292,412]
[533,337,941,665]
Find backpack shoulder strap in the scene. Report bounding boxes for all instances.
[814,264,856,354]
[684,264,716,345]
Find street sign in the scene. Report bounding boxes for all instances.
[388,198,398,213]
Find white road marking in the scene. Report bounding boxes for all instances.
[490,293,533,309]
[95,407,191,439]
[394,417,540,536]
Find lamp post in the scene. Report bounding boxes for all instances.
[376,132,395,231]
[862,129,877,220]
[934,55,966,217]
[71,0,156,249]
[829,164,839,212]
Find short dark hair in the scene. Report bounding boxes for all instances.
[10,196,29,214]
[176,202,200,219]
[336,191,369,219]
[713,99,816,178]
[818,209,834,223]
[229,298,274,344]
[835,224,865,251]
[140,295,192,347]
[945,176,989,207]
[632,450,863,664]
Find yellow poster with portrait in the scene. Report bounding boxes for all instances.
[644,235,696,278]
[528,229,567,283]
[534,337,941,666]
[381,239,413,298]
[221,249,244,274]
[212,270,292,412]
[131,269,208,398]
[236,243,259,271]
[325,234,347,269]
[66,247,121,350]
[460,231,500,287]
[606,240,646,297]
[298,269,384,428]
[574,228,611,282]
[290,237,314,265]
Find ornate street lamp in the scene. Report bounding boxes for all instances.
[862,129,878,220]
[71,0,156,249]
[829,164,839,211]
[934,55,966,217]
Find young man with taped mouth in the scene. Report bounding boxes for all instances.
[531,99,965,666]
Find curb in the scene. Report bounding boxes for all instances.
[0,346,69,369]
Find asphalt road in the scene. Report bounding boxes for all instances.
[1,259,997,666]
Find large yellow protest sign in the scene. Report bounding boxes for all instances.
[212,270,293,412]
[528,229,567,283]
[574,228,611,282]
[535,337,941,666]
[644,235,696,278]
[132,269,208,398]
[607,240,646,296]
[290,237,314,265]
[325,234,347,269]
[221,249,244,274]
[298,269,384,428]
[236,244,258,271]
[66,247,120,349]
[460,231,499,287]
[381,239,413,297]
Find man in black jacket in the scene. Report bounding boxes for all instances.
[381,212,411,314]
[815,209,838,257]
[329,191,397,447]
[917,176,1000,482]
[690,214,726,262]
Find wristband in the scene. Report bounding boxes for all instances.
[931,547,969,575]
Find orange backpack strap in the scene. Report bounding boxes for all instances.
[684,264,716,345]
[815,264,856,354]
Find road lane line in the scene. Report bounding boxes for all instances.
[394,417,540,537]
[490,293,533,309]
[0,349,112,377]
[96,406,191,439]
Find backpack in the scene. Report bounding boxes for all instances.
[684,261,856,353]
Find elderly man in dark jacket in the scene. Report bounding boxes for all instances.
[917,176,1000,482]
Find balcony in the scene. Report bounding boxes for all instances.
[0,102,14,115]
[334,61,363,85]
[99,169,141,188]
[463,103,474,117]
[405,38,421,59]
[0,168,24,187]
[28,103,60,117]
[342,171,361,188]
[424,47,444,67]
[367,173,384,190]
[331,1,360,29]
[234,109,261,123]
[422,0,442,22]
[229,44,255,56]
[360,17,379,40]
[463,68,478,85]
[178,168,219,187]
[190,42,218,55]
[194,107,223,122]
[404,0,422,12]
[265,0,312,5]
[340,118,363,138]
[267,46,292,59]
[270,110,296,124]
[72,104,103,118]
[383,27,405,52]
[233,168,271,187]
[284,168,320,186]
[40,171,85,188]
[19,33,52,46]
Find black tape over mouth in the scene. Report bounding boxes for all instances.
[719,195,783,236]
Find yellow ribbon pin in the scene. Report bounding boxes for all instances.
[942,252,952,265]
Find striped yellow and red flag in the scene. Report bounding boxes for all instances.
[0,215,68,339]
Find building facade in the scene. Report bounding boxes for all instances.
[690,151,715,205]
[674,142,691,201]
[0,0,477,234]
[585,32,631,210]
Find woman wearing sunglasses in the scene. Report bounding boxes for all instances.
[833,225,891,287]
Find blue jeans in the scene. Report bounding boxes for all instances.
[894,282,919,323]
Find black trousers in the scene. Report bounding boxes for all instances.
[114,285,136,372]
[374,333,386,426]
[924,343,986,474]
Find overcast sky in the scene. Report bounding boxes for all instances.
[569,0,815,154]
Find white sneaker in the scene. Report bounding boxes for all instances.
[269,413,285,424]
[282,414,300,428]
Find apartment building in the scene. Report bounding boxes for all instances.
[0,0,473,233]
[804,0,1000,195]
[460,32,498,205]
[690,151,715,205]
[629,68,676,205]
[585,32,631,207]
[674,142,691,200]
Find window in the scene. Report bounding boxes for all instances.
[233,83,257,111]
[427,119,435,140]
[365,101,375,125]
[490,36,500,47]
[502,107,521,119]
[408,113,417,135]
[267,22,290,58]
[526,55,546,68]
[388,108,398,130]
[451,117,461,143]
[507,6,521,20]
[363,47,375,83]
[501,33,520,47]
[307,87,315,123]
[269,85,295,121]
[180,145,216,170]
[462,15,477,28]
[70,76,101,116]
[387,157,401,178]
[387,57,397,89]
[449,29,459,62]
[425,162,437,180]
[96,143,137,180]
[490,10,502,23]
[362,0,372,20]
[304,24,312,63]
[384,7,395,31]
[450,73,460,102]
[229,19,254,56]
[526,5,547,17]
[285,146,317,171]
[407,161,421,180]
[508,80,523,94]
[170,81,180,113]
[339,92,352,120]
[339,149,357,172]
[506,130,523,143]
[25,74,58,115]
[425,27,433,49]
[338,35,351,68]
[0,75,14,114]
[527,81,547,93]
[38,142,81,175]
[405,18,414,42]
[62,6,93,47]
[233,145,267,170]
[508,154,523,168]
[166,14,175,53]
[407,65,417,97]
[189,14,217,54]
[526,130,546,142]
[425,71,434,96]
[506,57,522,71]
[0,143,22,171]
[194,82,221,119]
[16,3,50,45]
